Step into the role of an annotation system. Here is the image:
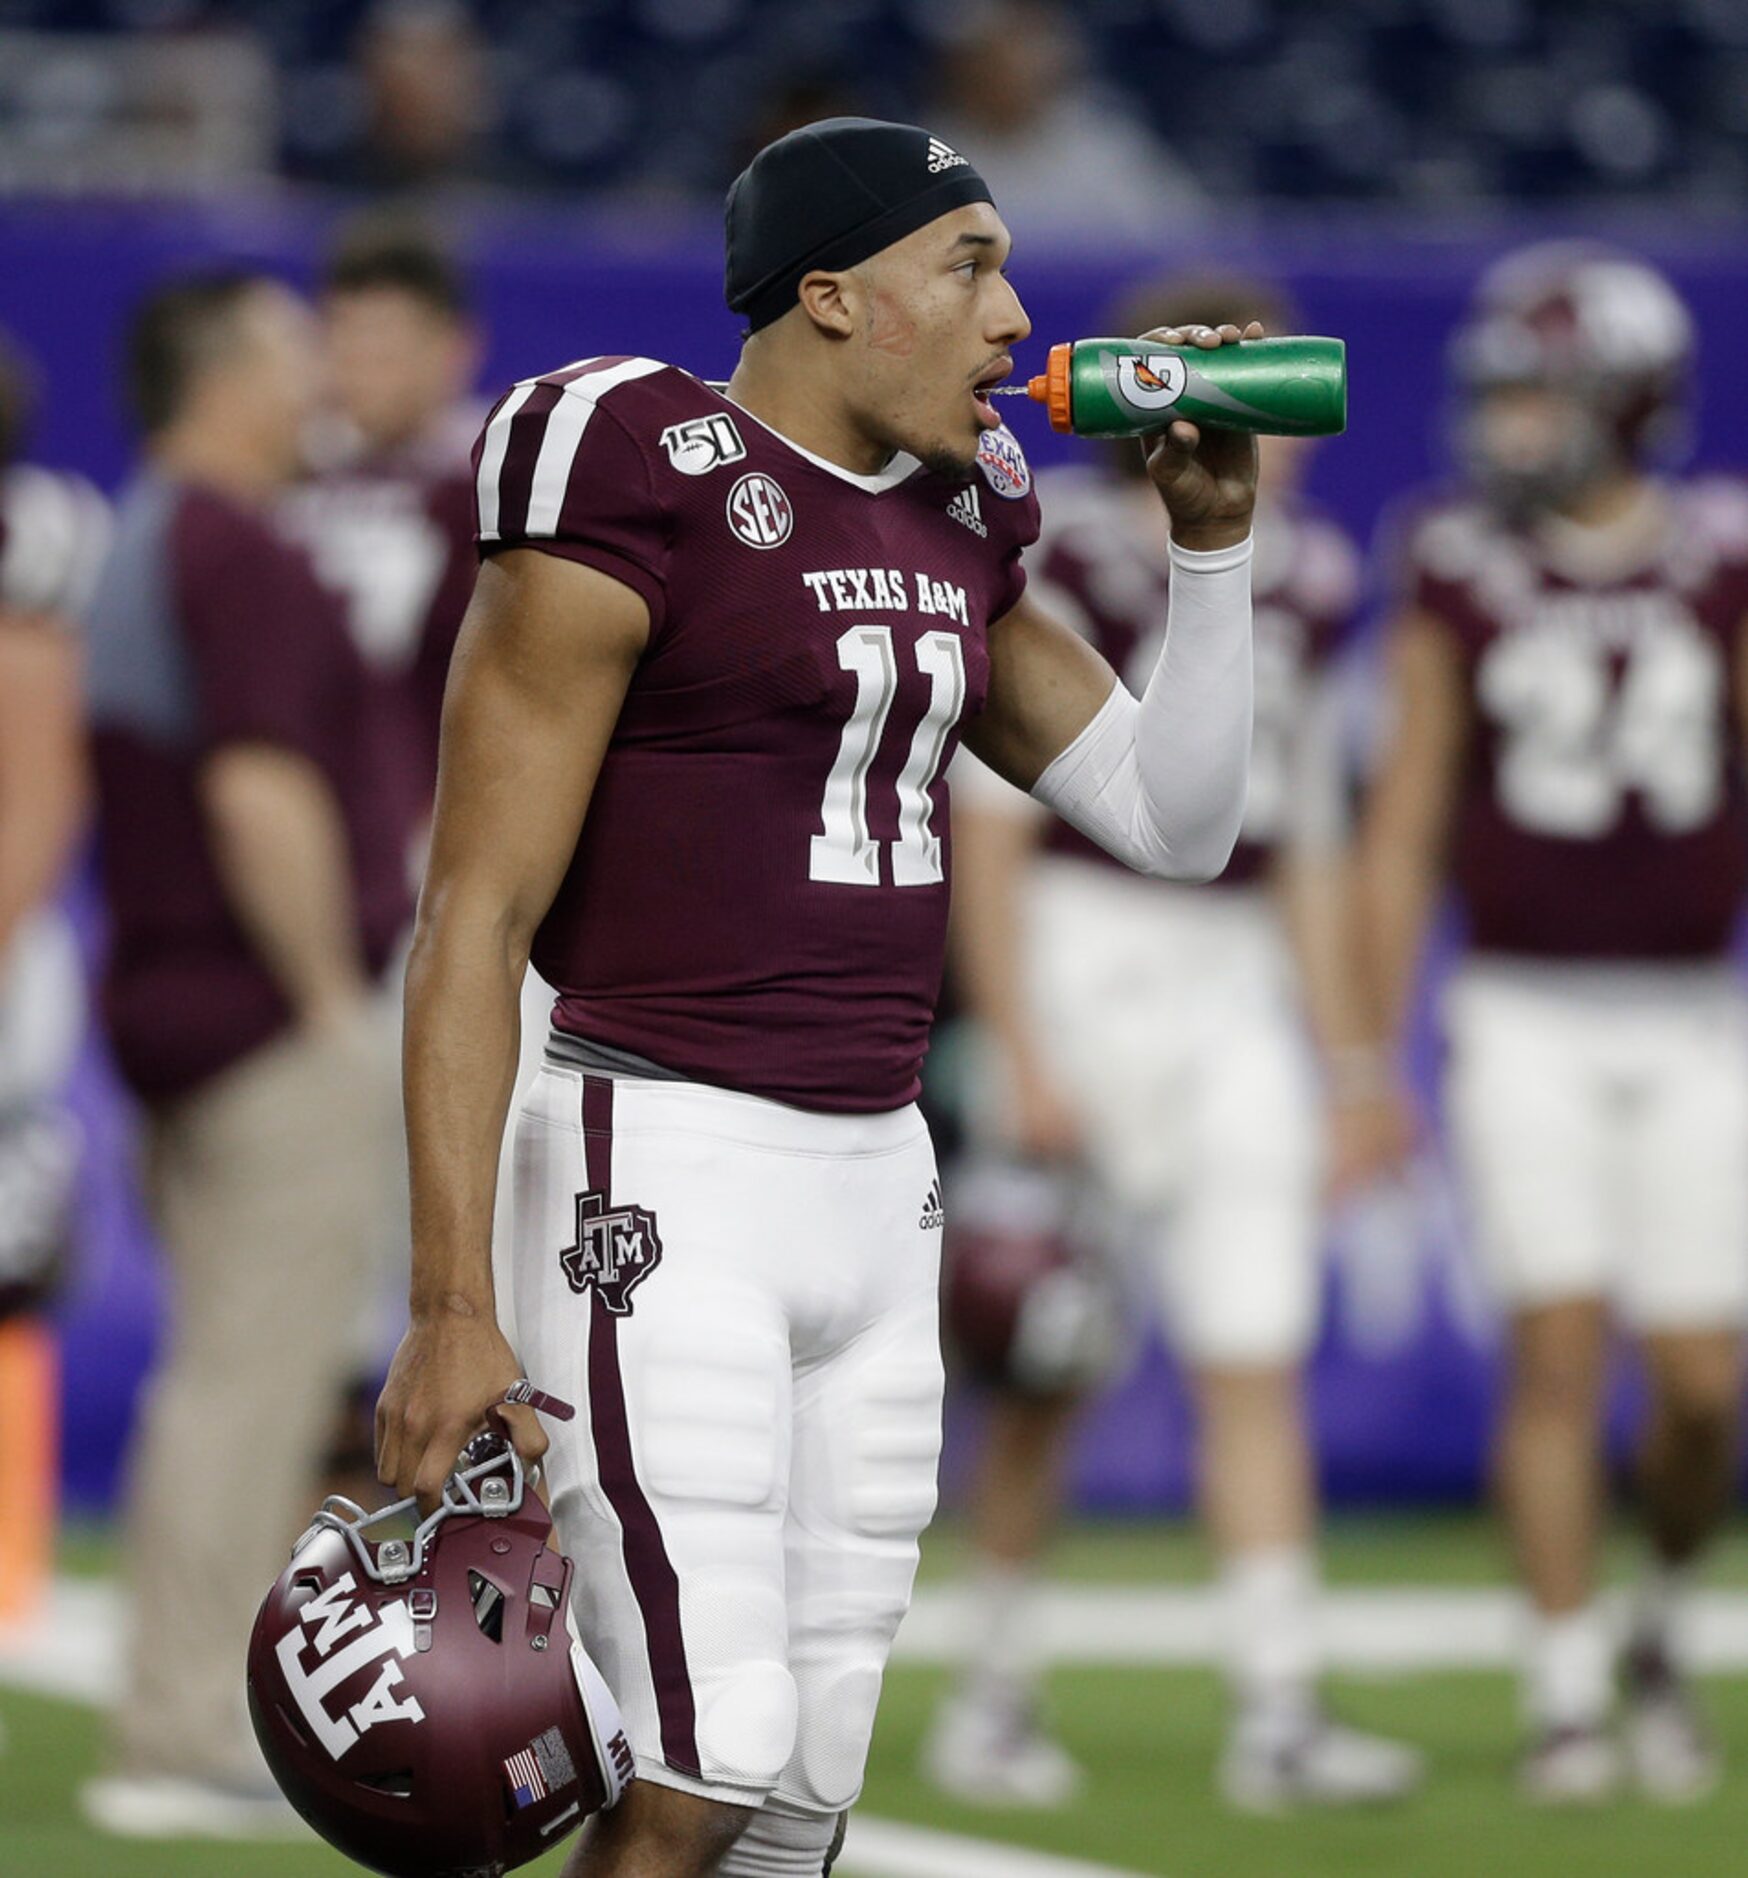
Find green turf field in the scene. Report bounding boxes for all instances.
[6,1514,1748,1878]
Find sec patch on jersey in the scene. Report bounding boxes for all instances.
[727,470,794,547]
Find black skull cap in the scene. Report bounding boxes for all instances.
[725,117,996,334]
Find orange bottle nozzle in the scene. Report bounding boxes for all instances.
[1029,343,1075,432]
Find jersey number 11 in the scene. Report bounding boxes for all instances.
[810,625,967,888]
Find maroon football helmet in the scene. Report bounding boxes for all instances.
[248,1435,632,1877]
[942,1159,1121,1399]
[1451,241,1694,508]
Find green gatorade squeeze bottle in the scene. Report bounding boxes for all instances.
[995,335,1347,438]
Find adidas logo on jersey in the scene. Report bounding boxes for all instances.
[946,484,987,537]
[927,137,967,175]
[919,1179,946,1230]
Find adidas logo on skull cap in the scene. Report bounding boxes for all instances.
[927,137,968,174]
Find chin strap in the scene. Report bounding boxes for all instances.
[500,1377,577,1420]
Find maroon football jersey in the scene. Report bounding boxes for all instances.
[1400,480,1748,959]
[1029,468,1358,885]
[283,405,483,838]
[474,356,1040,1112]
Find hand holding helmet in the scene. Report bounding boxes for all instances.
[375,1308,549,1516]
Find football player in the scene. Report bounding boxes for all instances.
[924,275,1420,1814]
[375,120,1263,1877]
[1360,242,1744,1802]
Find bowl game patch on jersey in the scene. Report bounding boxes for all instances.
[976,423,1031,500]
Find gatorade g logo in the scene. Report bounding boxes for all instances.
[275,1574,425,1761]
[1114,353,1188,413]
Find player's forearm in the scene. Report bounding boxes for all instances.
[949,806,1045,1065]
[0,763,85,958]
[1031,537,1253,881]
[1278,852,1371,1054]
[0,619,86,955]
[1276,850,1395,1111]
[201,746,369,1026]
[1357,839,1442,1047]
[401,885,527,1319]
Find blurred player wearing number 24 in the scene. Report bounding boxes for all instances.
[373,117,1264,1876]
[1364,244,1748,1804]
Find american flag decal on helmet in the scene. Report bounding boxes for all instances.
[504,1746,548,1809]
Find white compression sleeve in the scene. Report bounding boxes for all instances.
[1029,535,1254,880]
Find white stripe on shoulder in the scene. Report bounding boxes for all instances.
[523,357,667,539]
[475,381,539,542]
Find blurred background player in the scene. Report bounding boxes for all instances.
[281,220,486,1505]
[0,333,107,1626]
[79,271,408,1837]
[291,218,484,865]
[1360,242,1748,1803]
[927,273,1419,1812]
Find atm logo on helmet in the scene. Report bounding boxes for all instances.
[1115,354,1188,412]
[276,1574,426,1761]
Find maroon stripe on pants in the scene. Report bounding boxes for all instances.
[581,1075,702,1779]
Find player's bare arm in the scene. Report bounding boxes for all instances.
[965,322,1262,883]
[201,746,371,1034]
[950,785,1081,1160]
[377,549,648,1510]
[0,608,84,956]
[1356,610,1471,1049]
[1262,663,1400,1194]
[1276,839,1404,1195]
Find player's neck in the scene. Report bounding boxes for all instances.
[1537,475,1664,578]
[151,425,288,505]
[1550,468,1651,531]
[724,354,894,479]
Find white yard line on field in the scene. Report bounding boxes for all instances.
[894,1582,1748,1671]
[12,1578,1748,1701]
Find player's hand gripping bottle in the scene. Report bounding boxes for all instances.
[996,335,1346,438]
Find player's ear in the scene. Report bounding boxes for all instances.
[796,268,858,340]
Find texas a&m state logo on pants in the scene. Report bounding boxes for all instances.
[559,1190,663,1315]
